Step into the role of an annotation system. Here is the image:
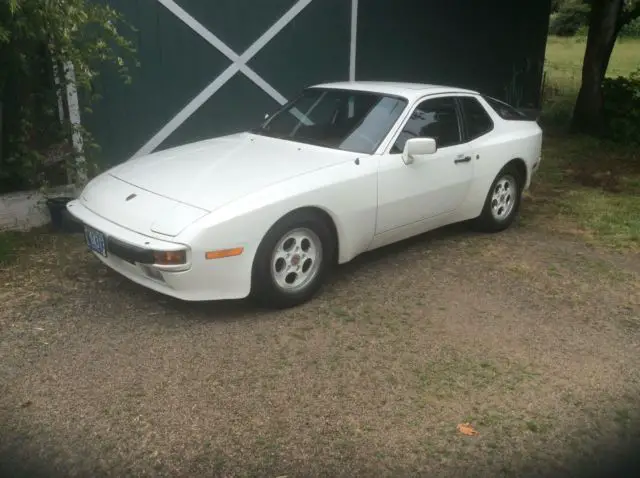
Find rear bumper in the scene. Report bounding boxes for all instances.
[66,199,252,301]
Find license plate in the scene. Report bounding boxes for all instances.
[85,226,107,257]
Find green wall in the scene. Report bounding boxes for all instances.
[356,0,551,108]
[88,0,351,166]
[87,0,550,167]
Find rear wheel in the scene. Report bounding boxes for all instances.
[474,164,523,232]
[251,211,335,309]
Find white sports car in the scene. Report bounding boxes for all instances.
[67,81,542,308]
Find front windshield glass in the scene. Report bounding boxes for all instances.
[252,88,408,154]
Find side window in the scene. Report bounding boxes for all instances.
[459,96,494,141]
[390,97,461,153]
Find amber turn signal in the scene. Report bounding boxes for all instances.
[205,247,244,260]
[153,250,187,265]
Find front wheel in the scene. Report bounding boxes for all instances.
[250,211,335,309]
[473,165,523,233]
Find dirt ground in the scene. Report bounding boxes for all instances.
[1,209,640,477]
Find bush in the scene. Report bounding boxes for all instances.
[0,1,137,194]
[548,0,590,36]
[620,17,640,38]
[602,70,640,145]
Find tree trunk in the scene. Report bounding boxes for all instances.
[570,0,624,134]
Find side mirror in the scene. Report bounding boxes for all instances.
[402,137,437,165]
[264,113,270,120]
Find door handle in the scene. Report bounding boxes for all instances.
[454,155,472,164]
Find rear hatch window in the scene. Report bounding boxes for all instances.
[483,96,532,121]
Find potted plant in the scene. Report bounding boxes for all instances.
[37,140,81,233]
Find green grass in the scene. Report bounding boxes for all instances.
[558,189,640,247]
[531,135,640,250]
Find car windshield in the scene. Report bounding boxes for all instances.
[251,88,408,154]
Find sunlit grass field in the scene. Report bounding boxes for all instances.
[543,36,640,121]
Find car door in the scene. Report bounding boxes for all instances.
[375,95,475,234]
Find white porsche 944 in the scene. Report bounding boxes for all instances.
[67,81,543,308]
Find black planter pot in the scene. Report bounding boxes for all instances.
[46,196,83,233]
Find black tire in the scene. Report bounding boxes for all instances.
[473,164,523,233]
[250,210,336,309]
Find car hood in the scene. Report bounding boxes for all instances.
[79,174,211,237]
[108,132,357,212]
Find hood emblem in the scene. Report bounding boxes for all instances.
[125,193,137,201]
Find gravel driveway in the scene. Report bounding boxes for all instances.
[1,219,639,477]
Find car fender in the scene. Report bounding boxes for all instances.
[458,128,541,219]
[178,157,379,269]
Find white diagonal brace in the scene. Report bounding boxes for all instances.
[156,0,238,61]
[134,0,312,157]
[134,64,240,157]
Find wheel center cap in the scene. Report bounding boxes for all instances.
[291,254,301,266]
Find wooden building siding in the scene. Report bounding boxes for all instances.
[86,0,551,167]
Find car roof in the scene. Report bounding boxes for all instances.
[310,81,479,101]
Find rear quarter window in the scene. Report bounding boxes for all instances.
[458,96,494,141]
[483,96,529,121]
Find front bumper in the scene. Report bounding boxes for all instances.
[66,200,252,301]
